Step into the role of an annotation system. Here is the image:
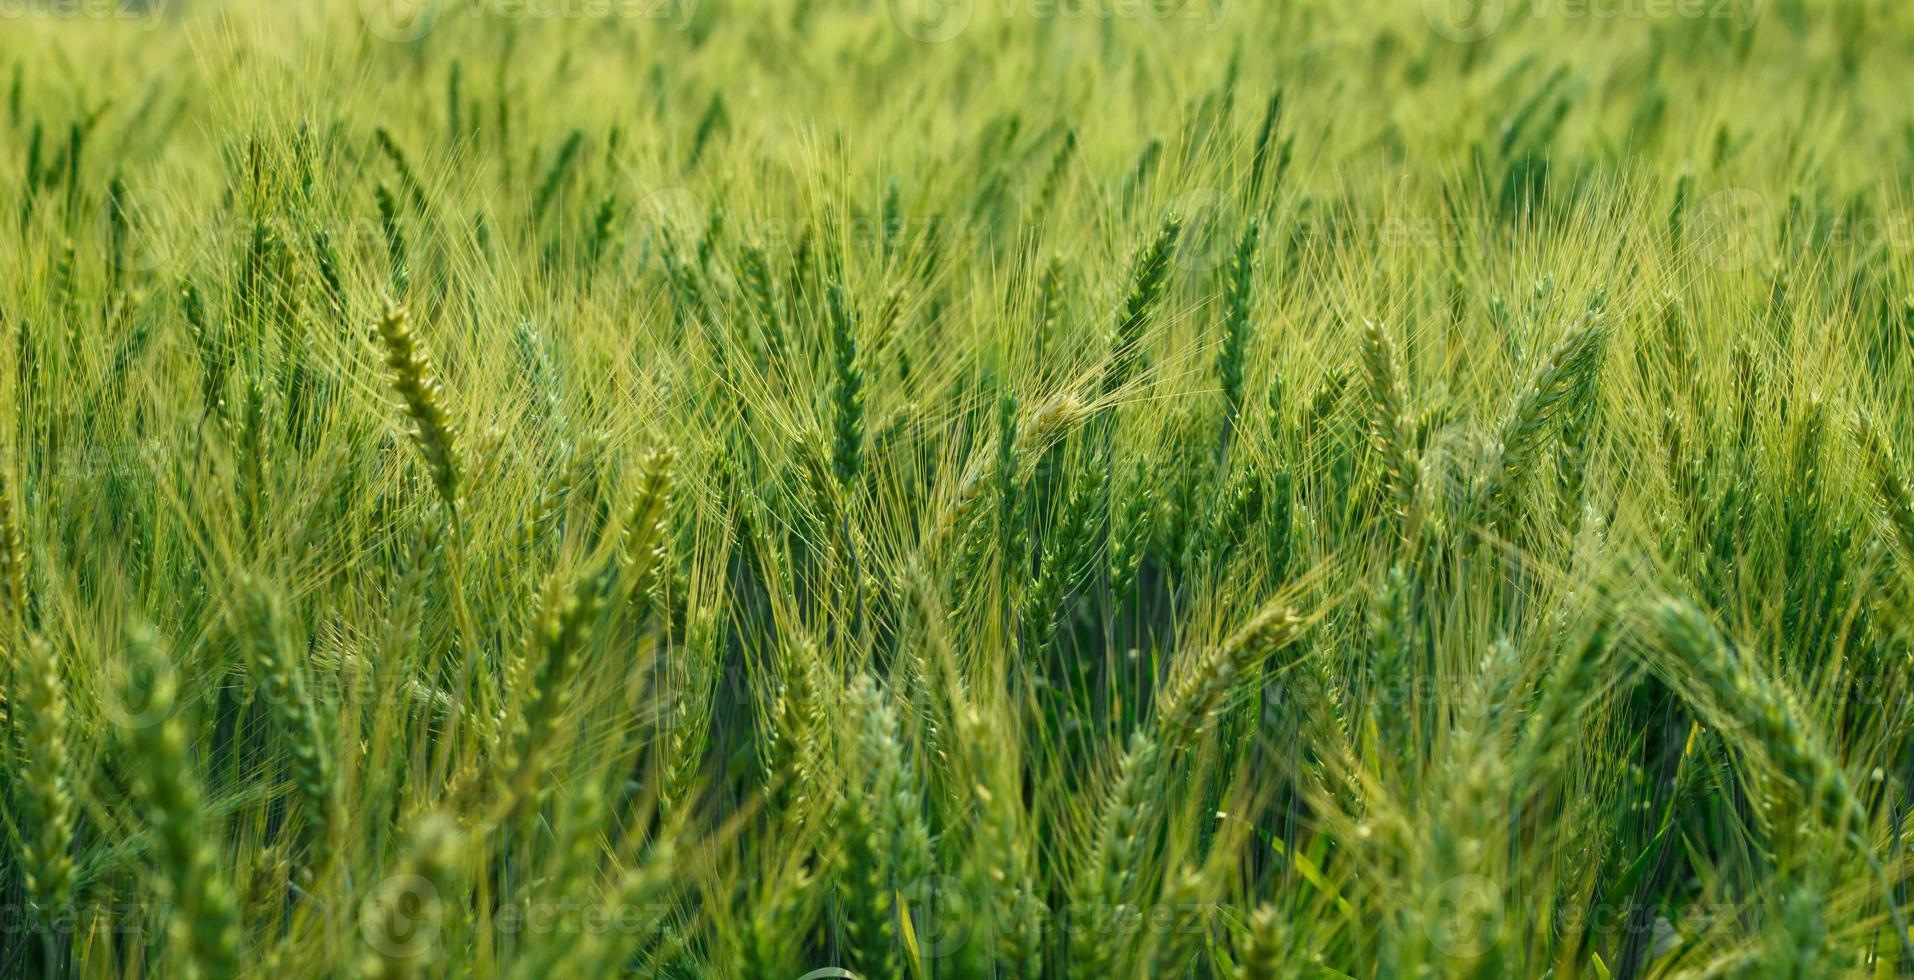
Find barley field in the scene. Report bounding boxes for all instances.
[2,0,1913,977]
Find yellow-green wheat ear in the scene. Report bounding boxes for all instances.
[1102,214,1184,398]
[619,445,677,611]
[1853,408,1914,562]
[0,457,27,627]
[1156,603,1305,753]
[833,673,933,980]
[1241,903,1290,980]
[236,578,340,875]
[358,812,464,980]
[117,627,241,980]
[14,633,74,918]
[374,303,464,517]
[1359,318,1418,519]
[1069,729,1161,980]
[827,280,866,487]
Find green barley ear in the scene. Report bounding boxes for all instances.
[374,182,408,295]
[1155,602,1304,752]
[105,175,128,289]
[1518,611,1613,779]
[828,281,865,486]
[373,126,429,213]
[14,633,73,917]
[738,242,784,363]
[374,304,463,516]
[1216,219,1260,449]
[585,192,621,265]
[1248,87,1292,202]
[619,446,677,613]
[834,673,933,980]
[1302,366,1352,441]
[0,454,26,626]
[1853,409,1914,563]
[60,121,83,215]
[1037,253,1066,340]
[308,229,348,320]
[53,238,76,314]
[359,812,464,980]
[1103,215,1184,396]
[179,277,231,422]
[1554,339,1604,527]
[1146,866,1210,978]
[1668,172,1694,248]
[1241,903,1288,980]
[881,180,903,257]
[659,604,721,814]
[1022,466,1101,654]
[687,93,727,169]
[763,637,829,822]
[735,857,820,977]
[1032,127,1078,217]
[1649,601,1913,963]
[1358,319,1418,517]
[517,437,596,556]
[1647,598,1861,833]
[119,628,241,980]
[993,389,1027,567]
[953,703,1042,980]
[1109,459,1155,603]
[1070,729,1161,980]
[1123,136,1164,206]
[445,60,462,142]
[1474,313,1605,537]
[503,564,603,808]
[1202,463,1265,569]
[558,839,679,975]
[22,120,42,207]
[236,578,339,871]
[533,128,585,220]
[511,782,609,977]
[1366,565,1417,767]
